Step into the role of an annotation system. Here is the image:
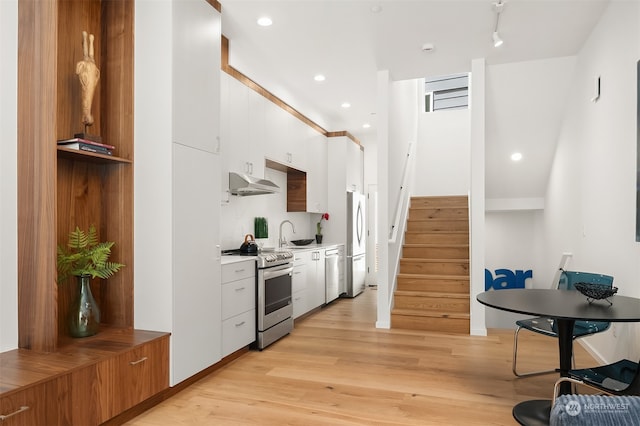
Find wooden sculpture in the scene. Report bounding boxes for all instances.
[76,31,100,133]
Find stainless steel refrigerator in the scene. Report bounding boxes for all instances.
[345,191,366,297]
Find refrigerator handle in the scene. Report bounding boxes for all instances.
[356,201,363,244]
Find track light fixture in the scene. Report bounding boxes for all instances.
[493,31,504,47]
[492,0,505,47]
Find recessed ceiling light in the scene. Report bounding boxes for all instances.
[257,16,272,27]
[314,74,326,82]
[362,123,371,129]
[511,152,523,161]
[341,102,351,108]
[422,43,435,52]
[371,5,382,13]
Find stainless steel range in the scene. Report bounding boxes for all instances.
[223,249,294,350]
[256,251,294,349]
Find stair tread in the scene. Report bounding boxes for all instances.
[395,290,469,298]
[398,273,469,279]
[401,258,469,263]
[403,243,469,248]
[408,218,468,221]
[391,308,470,319]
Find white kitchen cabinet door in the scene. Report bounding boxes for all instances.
[309,250,325,309]
[292,251,310,319]
[306,132,327,213]
[172,0,220,153]
[287,117,308,171]
[221,75,265,178]
[346,141,364,193]
[264,100,295,167]
[246,90,266,177]
[172,143,221,385]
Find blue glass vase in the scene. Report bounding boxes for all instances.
[69,275,101,337]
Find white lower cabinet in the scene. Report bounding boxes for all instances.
[291,249,326,319]
[309,250,325,308]
[292,251,311,319]
[221,260,257,356]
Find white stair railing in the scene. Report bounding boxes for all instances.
[389,142,415,243]
[388,141,416,307]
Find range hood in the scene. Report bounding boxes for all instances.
[229,172,280,196]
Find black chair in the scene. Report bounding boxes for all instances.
[552,358,640,405]
[512,269,614,377]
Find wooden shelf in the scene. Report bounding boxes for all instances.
[57,146,132,164]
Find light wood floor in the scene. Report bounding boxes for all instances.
[125,288,596,425]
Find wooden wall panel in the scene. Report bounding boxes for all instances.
[17,0,59,352]
[287,170,307,212]
[101,0,134,327]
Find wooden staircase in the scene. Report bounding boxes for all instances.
[391,196,470,334]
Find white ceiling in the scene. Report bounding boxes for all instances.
[220,0,610,198]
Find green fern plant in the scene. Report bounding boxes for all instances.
[57,225,125,281]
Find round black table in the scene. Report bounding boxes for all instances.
[477,289,640,426]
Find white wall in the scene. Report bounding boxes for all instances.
[542,0,640,363]
[413,109,470,196]
[485,210,545,328]
[383,78,420,327]
[0,0,18,352]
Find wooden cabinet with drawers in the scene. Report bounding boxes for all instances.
[0,330,169,426]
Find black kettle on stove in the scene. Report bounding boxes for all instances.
[240,234,258,254]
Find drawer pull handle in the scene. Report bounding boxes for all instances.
[235,321,246,327]
[129,356,148,366]
[234,268,245,273]
[0,406,30,420]
[235,287,245,291]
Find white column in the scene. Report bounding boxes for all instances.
[470,58,487,336]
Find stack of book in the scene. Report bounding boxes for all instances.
[57,138,115,155]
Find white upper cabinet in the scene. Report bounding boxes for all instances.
[264,100,307,171]
[346,140,364,193]
[328,135,363,194]
[246,89,266,178]
[172,0,220,153]
[222,76,264,177]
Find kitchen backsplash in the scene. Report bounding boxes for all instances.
[220,168,321,250]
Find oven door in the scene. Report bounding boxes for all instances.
[257,263,293,331]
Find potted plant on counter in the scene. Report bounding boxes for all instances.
[57,225,124,337]
[316,212,329,244]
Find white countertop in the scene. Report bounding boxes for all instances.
[220,243,343,265]
[281,242,343,251]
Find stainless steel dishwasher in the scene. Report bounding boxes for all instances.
[325,248,340,303]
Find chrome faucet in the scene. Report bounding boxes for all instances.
[279,220,296,248]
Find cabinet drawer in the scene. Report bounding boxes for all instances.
[222,261,255,283]
[292,265,307,293]
[221,276,255,320]
[222,309,256,356]
[292,289,310,319]
[0,379,66,426]
[112,335,170,414]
